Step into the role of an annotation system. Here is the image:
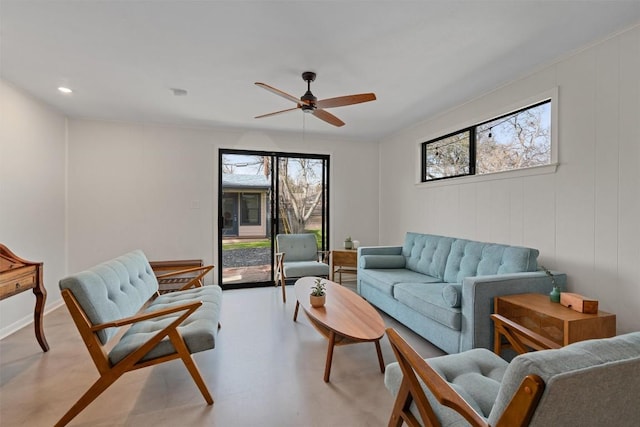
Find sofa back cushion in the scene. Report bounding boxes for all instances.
[443,239,538,283]
[402,233,454,279]
[59,250,159,344]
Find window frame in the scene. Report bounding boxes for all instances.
[418,89,558,185]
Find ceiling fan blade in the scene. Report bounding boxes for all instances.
[315,93,376,109]
[255,106,300,119]
[312,108,345,127]
[255,82,304,105]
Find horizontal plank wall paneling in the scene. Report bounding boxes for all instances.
[378,24,640,334]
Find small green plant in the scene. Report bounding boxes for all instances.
[345,236,352,242]
[540,265,557,287]
[311,278,326,297]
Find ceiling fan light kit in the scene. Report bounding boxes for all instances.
[255,71,376,127]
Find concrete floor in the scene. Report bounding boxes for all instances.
[0,284,444,427]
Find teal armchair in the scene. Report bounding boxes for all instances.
[275,233,329,302]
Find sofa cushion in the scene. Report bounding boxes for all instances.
[109,285,223,365]
[444,240,539,283]
[393,282,462,330]
[442,283,462,308]
[358,269,440,296]
[403,233,454,280]
[360,254,406,269]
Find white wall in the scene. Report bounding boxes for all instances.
[378,25,640,334]
[66,120,380,278]
[0,80,67,339]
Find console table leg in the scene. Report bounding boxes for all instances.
[33,285,49,352]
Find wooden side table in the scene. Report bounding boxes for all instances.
[329,249,357,284]
[494,293,616,352]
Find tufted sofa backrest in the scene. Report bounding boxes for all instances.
[443,239,538,283]
[59,250,159,344]
[401,232,539,283]
[402,233,454,279]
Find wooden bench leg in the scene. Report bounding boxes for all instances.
[55,374,120,427]
[169,329,214,405]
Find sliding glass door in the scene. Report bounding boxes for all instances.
[218,149,329,288]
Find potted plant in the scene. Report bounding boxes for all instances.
[541,265,561,303]
[310,278,326,307]
[344,236,353,250]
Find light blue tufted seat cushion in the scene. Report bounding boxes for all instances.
[109,285,222,365]
[59,250,222,367]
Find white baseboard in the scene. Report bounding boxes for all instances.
[0,299,65,340]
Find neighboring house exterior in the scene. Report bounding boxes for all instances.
[221,174,270,238]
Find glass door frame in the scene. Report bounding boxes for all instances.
[217,148,330,289]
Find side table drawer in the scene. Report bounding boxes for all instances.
[0,270,36,299]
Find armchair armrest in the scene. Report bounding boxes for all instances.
[460,271,567,352]
[386,328,487,426]
[491,313,561,356]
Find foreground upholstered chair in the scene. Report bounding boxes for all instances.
[385,325,640,427]
[275,233,329,302]
[56,250,222,426]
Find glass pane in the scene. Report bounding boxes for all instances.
[424,131,470,180]
[277,157,326,250]
[221,153,272,285]
[476,101,551,174]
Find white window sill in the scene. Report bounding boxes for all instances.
[415,163,558,188]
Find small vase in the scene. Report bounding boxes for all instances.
[344,241,353,250]
[310,294,326,308]
[549,286,561,303]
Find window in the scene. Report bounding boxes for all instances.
[421,99,552,182]
[240,193,261,226]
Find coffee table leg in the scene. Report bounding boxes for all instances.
[375,340,385,373]
[324,331,336,382]
[293,301,300,321]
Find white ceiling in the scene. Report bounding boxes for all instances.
[2,1,639,141]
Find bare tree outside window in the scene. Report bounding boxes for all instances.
[278,157,324,234]
[420,99,552,182]
[476,101,551,174]
[424,131,471,180]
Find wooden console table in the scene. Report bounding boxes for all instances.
[329,249,357,284]
[494,293,615,351]
[0,244,49,352]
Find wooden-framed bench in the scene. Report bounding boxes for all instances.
[56,250,222,426]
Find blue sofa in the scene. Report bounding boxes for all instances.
[357,232,565,354]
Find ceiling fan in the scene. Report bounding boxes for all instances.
[254,71,376,127]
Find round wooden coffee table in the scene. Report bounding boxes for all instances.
[293,277,386,382]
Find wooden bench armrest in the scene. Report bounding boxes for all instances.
[154,265,214,291]
[90,301,203,331]
[491,313,561,355]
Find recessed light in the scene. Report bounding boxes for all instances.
[170,88,188,96]
[58,86,73,94]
